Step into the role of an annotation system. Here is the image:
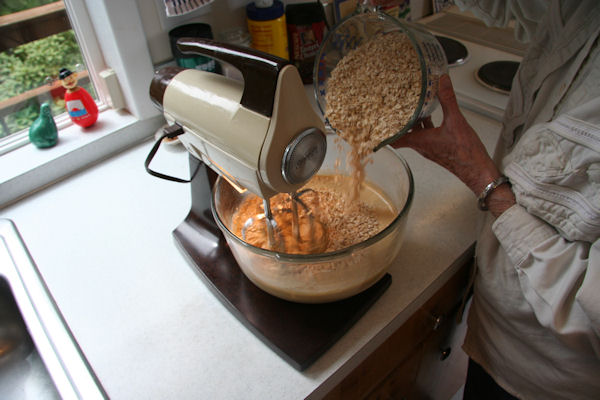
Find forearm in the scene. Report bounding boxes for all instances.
[391,74,516,217]
[445,137,516,218]
[485,184,516,218]
[493,206,600,356]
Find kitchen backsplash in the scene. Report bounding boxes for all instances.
[138,0,432,65]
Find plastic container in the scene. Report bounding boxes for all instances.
[286,2,328,83]
[169,23,220,73]
[218,27,252,81]
[211,134,414,303]
[313,12,448,149]
[246,0,289,59]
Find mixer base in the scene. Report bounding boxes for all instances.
[174,218,391,371]
[173,157,391,370]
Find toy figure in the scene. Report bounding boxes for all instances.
[59,67,98,127]
[29,102,58,148]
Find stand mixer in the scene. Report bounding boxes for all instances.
[145,37,414,370]
[148,38,327,249]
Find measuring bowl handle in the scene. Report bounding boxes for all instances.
[176,37,290,118]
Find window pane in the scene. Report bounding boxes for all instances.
[0,1,97,140]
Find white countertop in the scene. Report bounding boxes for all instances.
[0,106,501,399]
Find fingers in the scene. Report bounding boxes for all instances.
[390,134,410,148]
[409,117,434,132]
[437,74,461,117]
[391,117,435,149]
[422,117,434,129]
[391,130,414,149]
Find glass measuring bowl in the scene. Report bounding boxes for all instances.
[313,11,448,150]
[212,134,414,303]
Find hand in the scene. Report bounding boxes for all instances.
[391,74,515,217]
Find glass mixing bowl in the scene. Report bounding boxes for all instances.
[313,11,448,150]
[212,134,414,303]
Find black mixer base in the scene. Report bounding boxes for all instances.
[173,212,391,371]
[172,156,391,371]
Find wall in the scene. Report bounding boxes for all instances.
[137,0,432,66]
[137,0,306,65]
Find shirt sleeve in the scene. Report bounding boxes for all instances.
[493,204,600,357]
[453,0,549,42]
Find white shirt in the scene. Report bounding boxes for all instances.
[455,0,600,398]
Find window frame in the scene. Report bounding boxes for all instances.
[0,1,108,154]
[0,0,164,209]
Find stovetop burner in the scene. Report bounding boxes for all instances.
[476,60,520,94]
[435,35,469,66]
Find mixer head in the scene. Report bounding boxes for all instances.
[149,38,327,199]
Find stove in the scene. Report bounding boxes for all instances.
[435,35,469,67]
[419,10,524,121]
[476,60,520,94]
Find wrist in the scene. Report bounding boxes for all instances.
[480,178,516,218]
[462,161,503,196]
[478,176,509,210]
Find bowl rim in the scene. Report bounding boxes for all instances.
[312,11,428,150]
[210,145,414,262]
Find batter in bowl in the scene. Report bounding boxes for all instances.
[231,175,397,254]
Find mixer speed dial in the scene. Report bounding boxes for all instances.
[282,128,327,185]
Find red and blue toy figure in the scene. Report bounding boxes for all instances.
[59,67,98,128]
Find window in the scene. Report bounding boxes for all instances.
[0,0,164,208]
[0,1,101,152]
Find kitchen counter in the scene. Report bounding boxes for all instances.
[0,105,501,399]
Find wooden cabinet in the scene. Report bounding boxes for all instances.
[323,245,475,400]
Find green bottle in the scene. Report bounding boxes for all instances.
[29,102,58,148]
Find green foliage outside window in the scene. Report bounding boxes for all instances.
[0,30,94,138]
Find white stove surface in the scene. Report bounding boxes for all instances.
[419,10,524,121]
[445,36,522,121]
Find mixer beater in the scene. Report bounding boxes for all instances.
[240,189,324,253]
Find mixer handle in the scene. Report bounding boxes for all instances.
[176,38,291,118]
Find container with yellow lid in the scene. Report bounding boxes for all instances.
[246,0,289,59]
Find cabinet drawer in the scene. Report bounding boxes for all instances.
[323,244,475,400]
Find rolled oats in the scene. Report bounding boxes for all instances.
[325,30,421,159]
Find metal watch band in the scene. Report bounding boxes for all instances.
[478,175,510,211]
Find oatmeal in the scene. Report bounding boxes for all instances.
[231,175,397,254]
[325,31,421,201]
[325,30,421,155]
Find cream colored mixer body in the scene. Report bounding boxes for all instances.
[150,38,326,200]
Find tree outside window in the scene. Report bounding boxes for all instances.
[0,0,96,140]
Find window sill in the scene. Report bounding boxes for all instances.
[0,108,164,209]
